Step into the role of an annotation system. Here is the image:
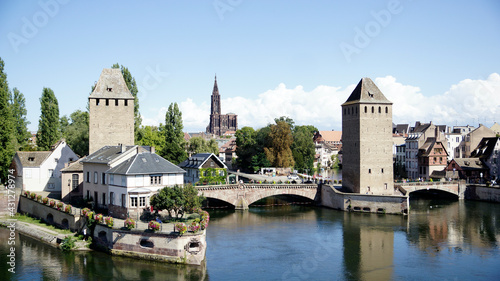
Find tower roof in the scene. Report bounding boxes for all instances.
[212,75,219,96]
[342,77,392,106]
[89,68,134,99]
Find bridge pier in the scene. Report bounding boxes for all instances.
[235,196,249,210]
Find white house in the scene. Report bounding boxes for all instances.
[11,140,78,194]
[179,153,227,184]
[81,145,185,218]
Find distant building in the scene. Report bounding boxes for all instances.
[457,124,496,158]
[313,131,342,151]
[206,76,238,136]
[470,137,500,181]
[179,153,227,184]
[219,138,237,170]
[491,123,500,135]
[60,158,84,204]
[341,78,394,195]
[11,140,78,193]
[417,131,448,180]
[405,122,445,179]
[89,68,135,154]
[445,158,488,182]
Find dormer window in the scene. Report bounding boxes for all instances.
[28,157,35,162]
[107,87,112,92]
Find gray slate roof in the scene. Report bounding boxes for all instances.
[60,158,84,173]
[89,68,134,99]
[81,145,138,164]
[179,153,226,169]
[106,152,185,175]
[470,137,500,159]
[342,77,392,105]
[16,151,51,167]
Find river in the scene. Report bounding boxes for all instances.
[1,199,499,280]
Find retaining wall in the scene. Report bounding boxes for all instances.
[321,185,408,214]
[93,224,206,265]
[465,185,500,203]
[19,196,83,231]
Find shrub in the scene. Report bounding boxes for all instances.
[30,193,36,199]
[175,222,187,235]
[148,220,160,232]
[64,205,72,214]
[36,195,42,202]
[42,197,49,204]
[56,202,64,211]
[95,214,103,224]
[200,219,209,230]
[49,200,55,207]
[60,236,76,251]
[124,218,135,230]
[104,216,114,227]
[189,221,200,233]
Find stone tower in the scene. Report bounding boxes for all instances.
[341,78,394,195]
[206,76,238,136]
[89,68,134,154]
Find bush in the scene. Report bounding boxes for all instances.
[148,220,160,232]
[82,208,90,217]
[60,236,76,251]
[36,195,42,202]
[95,214,103,224]
[124,218,135,230]
[189,221,200,233]
[49,200,55,207]
[42,197,49,205]
[30,193,36,200]
[64,205,72,214]
[104,216,114,227]
[56,202,64,211]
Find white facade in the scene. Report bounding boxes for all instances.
[445,133,463,161]
[315,143,338,168]
[12,140,78,193]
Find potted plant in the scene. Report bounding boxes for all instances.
[81,208,90,217]
[30,193,36,200]
[49,200,55,207]
[95,213,103,224]
[56,202,64,211]
[148,220,160,232]
[189,221,200,233]
[42,197,49,205]
[104,216,114,227]
[24,191,30,197]
[64,205,72,214]
[124,218,135,230]
[175,222,187,235]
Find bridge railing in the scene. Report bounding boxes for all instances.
[196,183,318,191]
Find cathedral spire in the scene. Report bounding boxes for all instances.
[213,74,219,96]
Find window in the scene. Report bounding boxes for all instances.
[96,99,100,106]
[94,172,98,184]
[105,99,109,106]
[121,176,126,186]
[115,99,118,106]
[371,106,374,113]
[121,194,126,207]
[72,174,79,190]
[385,107,388,113]
[150,175,161,185]
[86,171,90,183]
[54,158,59,162]
[48,169,54,178]
[28,157,35,162]
[139,197,146,207]
[364,106,367,113]
[86,190,90,200]
[110,192,114,205]
[94,192,98,203]
[369,169,371,174]
[378,106,381,113]
[102,193,106,205]
[47,183,55,189]
[125,99,128,106]
[102,173,106,185]
[381,168,384,173]
[131,197,137,207]
[25,169,32,178]
[110,174,114,185]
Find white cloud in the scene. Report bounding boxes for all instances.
[142,73,500,131]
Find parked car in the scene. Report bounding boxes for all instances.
[288,174,299,180]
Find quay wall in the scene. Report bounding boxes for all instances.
[93,224,206,265]
[321,185,408,214]
[19,196,82,231]
[465,185,500,203]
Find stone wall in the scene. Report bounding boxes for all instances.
[465,185,500,203]
[19,196,83,231]
[93,224,206,265]
[321,185,408,214]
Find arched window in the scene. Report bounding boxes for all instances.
[378,106,381,113]
[371,107,374,113]
[364,106,367,113]
[385,107,388,113]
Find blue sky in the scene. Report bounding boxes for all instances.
[1,0,499,132]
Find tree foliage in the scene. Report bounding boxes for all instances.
[150,185,204,219]
[112,63,141,141]
[161,103,186,164]
[187,136,219,155]
[264,120,295,168]
[61,110,89,156]
[37,87,60,151]
[137,125,165,152]
[0,57,15,183]
[10,88,31,150]
[292,125,317,174]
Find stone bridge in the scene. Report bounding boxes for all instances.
[196,184,319,209]
[396,181,465,199]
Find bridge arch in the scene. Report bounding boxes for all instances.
[399,182,461,199]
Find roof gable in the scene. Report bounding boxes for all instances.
[16,151,52,167]
[179,153,227,169]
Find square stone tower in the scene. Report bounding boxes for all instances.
[341,78,394,195]
[89,68,134,154]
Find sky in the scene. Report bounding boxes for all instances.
[1,0,499,133]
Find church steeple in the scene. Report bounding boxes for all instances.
[210,75,221,115]
[213,74,219,96]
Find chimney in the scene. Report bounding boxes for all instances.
[150,146,155,154]
[435,127,440,141]
[120,143,126,153]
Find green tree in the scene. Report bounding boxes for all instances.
[37,87,60,151]
[0,57,15,183]
[10,87,31,150]
[112,63,141,141]
[264,120,295,168]
[150,184,204,219]
[161,103,186,164]
[292,125,316,174]
[187,137,219,155]
[137,125,165,153]
[235,127,257,171]
[61,110,89,156]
